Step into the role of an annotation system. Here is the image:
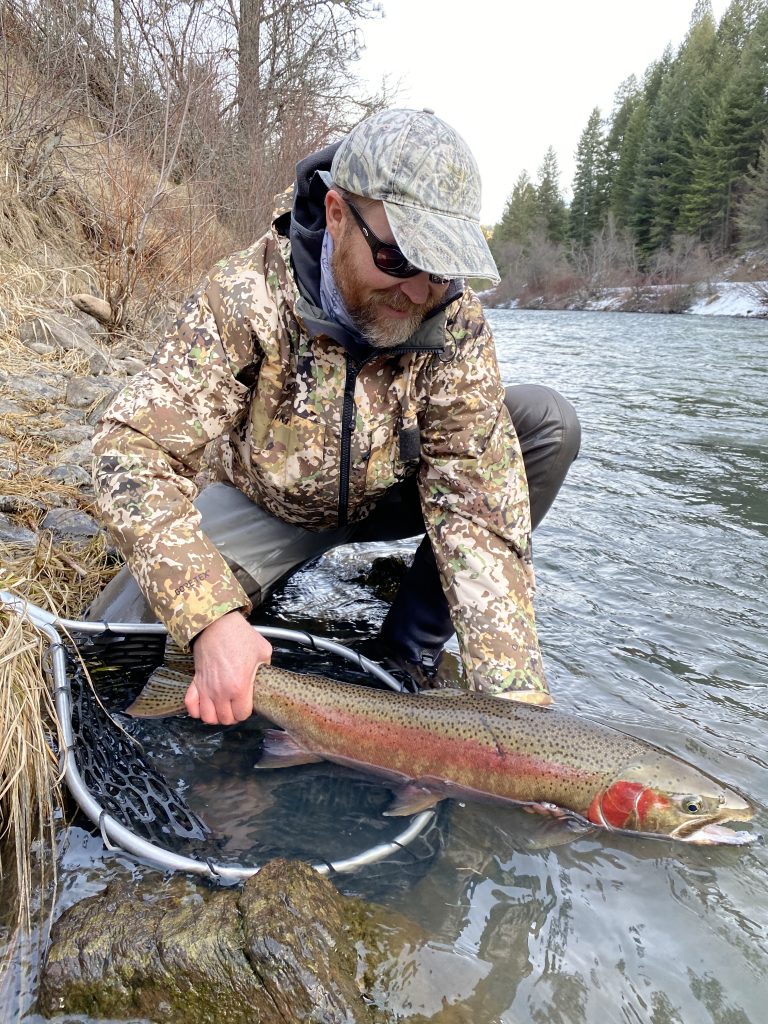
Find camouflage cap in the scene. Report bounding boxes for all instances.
[325,108,499,284]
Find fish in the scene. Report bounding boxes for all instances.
[126,662,758,846]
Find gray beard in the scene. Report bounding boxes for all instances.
[354,307,425,348]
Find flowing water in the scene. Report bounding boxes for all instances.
[6,309,768,1023]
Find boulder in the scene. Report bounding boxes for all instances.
[42,464,92,488]
[64,377,119,410]
[0,495,45,515]
[18,314,110,374]
[70,293,112,327]
[0,512,37,549]
[114,355,147,375]
[47,425,93,446]
[39,859,416,1023]
[52,439,92,468]
[40,508,101,544]
[0,369,65,403]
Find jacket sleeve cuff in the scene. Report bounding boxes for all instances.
[151,575,253,652]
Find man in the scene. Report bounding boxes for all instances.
[90,108,580,726]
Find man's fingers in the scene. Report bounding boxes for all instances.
[231,690,254,722]
[197,692,233,726]
[216,703,237,726]
[185,681,201,718]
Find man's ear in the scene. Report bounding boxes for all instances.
[325,189,346,243]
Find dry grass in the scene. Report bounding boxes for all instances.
[0,600,64,932]
[0,539,121,995]
[0,535,120,619]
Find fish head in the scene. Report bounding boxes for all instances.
[587,754,755,845]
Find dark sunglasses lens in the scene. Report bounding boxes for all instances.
[375,248,420,277]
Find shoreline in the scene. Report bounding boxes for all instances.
[485,280,768,318]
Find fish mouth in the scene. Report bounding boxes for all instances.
[671,822,761,846]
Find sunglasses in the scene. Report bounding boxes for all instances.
[343,199,450,284]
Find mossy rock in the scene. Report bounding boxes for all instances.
[39,858,421,1023]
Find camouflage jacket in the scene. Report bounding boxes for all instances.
[92,230,547,696]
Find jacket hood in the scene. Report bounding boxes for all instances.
[288,142,340,308]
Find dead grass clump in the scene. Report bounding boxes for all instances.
[0,602,64,934]
[0,534,120,622]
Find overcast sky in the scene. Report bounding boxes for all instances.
[354,0,733,223]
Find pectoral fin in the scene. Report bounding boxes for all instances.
[384,784,444,817]
[255,729,324,769]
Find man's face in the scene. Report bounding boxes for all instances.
[329,195,450,349]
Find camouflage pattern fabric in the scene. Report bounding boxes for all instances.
[92,229,547,697]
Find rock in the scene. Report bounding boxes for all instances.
[0,456,19,479]
[27,341,56,355]
[17,314,110,374]
[114,356,146,375]
[0,495,45,515]
[64,377,119,410]
[85,389,120,425]
[40,508,100,544]
[0,513,37,549]
[48,425,93,446]
[0,372,64,403]
[38,859,412,1023]
[356,554,412,602]
[53,439,92,467]
[42,464,92,488]
[0,398,27,415]
[70,293,112,327]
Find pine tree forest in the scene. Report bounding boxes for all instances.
[489,0,768,307]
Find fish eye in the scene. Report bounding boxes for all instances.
[682,796,703,814]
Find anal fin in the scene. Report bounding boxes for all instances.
[384,783,443,817]
[255,729,324,769]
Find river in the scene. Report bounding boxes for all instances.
[8,309,768,1023]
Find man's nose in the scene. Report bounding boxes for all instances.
[398,273,430,305]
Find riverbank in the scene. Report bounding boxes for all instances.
[487,279,768,317]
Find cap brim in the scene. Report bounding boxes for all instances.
[384,202,500,284]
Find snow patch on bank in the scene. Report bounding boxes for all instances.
[485,280,768,317]
[686,281,768,317]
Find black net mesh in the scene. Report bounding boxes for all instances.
[67,632,212,848]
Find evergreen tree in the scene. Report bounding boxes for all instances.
[624,52,674,255]
[717,0,763,55]
[647,3,720,250]
[603,76,641,218]
[569,107,608,249]
[496,171,539,245]
[735,133,768,249]
[535,146,568,243]
[681,3,768,249]
[490,171,540,273]
[611,93,648,228]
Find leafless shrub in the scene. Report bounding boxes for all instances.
[649,233,718,288]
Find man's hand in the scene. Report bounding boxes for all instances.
[185,612,272,725]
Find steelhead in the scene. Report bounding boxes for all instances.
[127,663,757,846]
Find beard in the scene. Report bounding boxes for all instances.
[332,225,440,348]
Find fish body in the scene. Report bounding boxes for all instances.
[128,664,756,845]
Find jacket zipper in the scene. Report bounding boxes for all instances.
[336,343,446,527]
[338,355,363,527]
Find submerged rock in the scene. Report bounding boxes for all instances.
[355,554,412,602]
[39,858,416,1023]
